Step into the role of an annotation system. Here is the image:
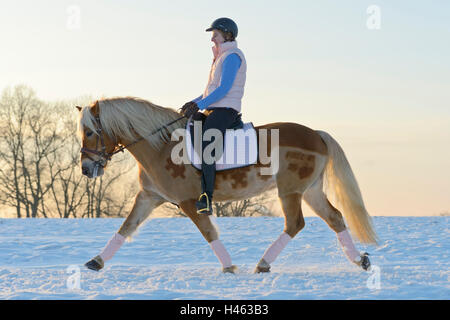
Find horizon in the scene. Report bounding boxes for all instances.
[0,0,449,217]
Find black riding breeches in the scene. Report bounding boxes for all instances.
[198,108,240,198]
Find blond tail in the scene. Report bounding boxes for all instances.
[317,130,378,244]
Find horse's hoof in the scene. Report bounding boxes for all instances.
[222,265,238,274]
[254,266,271,273]
[85,255,104,271]
[254,259,271,273]
[356,252,371,271]
[360,252,371,271]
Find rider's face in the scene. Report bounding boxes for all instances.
[211,29,225,46]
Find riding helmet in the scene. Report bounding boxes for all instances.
[205,17,238,39]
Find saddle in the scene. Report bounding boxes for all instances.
[185,112,258,171]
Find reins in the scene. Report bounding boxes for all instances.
[81,113,187,168]
[110,114,187,156]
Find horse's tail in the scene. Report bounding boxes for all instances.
[316,130,378,245]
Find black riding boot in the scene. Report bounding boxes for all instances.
[195,108,239,215]
[196,163,215,215]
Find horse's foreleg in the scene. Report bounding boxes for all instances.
[117,192,165,238]
[85,191,165,271]
[179,200,237,273]
[255,192,304,273]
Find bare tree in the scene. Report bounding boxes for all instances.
[0,85,31,217]
[0,85,66,218]
[47,112,86,218]
[80,153,137,218]
[0,85,138,218]
[213,192,275,217]
[160,202,185,217]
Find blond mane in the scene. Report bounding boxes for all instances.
[79,97,187,150]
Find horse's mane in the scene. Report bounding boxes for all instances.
[79,97,187,150]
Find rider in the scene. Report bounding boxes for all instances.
[181,17,247,215]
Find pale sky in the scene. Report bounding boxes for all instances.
[1,0,449,216]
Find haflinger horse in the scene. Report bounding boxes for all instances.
[77,97,378,274]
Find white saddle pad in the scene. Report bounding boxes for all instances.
[185,120,258,171]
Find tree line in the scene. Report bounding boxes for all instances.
[0,85,138,218]
[0,85,275,218]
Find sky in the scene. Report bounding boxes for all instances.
[0,0,449,216]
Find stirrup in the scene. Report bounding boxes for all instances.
[196,192,213,215]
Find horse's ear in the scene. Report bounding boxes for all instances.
[76,106,82,112]
[91,100,100,115]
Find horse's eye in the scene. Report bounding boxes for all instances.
[86,130,93,137]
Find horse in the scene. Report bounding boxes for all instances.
[77,97,378,274]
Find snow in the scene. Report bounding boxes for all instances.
[0,217,448,300]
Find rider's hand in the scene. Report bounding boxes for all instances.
[180,101,192,114]
[180,101,199,118]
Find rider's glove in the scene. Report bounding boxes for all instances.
[180,101,199,118]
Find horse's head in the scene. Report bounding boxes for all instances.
[77,101,119,178]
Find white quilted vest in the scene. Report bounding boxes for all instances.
[202,40,247,112]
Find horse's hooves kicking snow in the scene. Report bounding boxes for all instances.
[85,255,104,271]
[222,265,238,274]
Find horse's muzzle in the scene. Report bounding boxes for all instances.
[81,161,104,178]
[82,165,90,176]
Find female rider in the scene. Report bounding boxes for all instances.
[181,17,247,215]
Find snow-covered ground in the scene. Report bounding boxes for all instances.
[0,217,448,299]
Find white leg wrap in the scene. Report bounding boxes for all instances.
[262,232,292,264]
[99,233,126,262]
[337,229,361,263]
[210,239,232,268]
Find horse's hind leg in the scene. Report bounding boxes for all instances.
[303,175,346,233]
[179,199,237,274]
[255,192,305,273]
[303,175,369,269]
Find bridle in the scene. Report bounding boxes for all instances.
[80,112,187,170]
[80,115,114,170]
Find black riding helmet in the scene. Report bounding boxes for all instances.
[205,17,238,40]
